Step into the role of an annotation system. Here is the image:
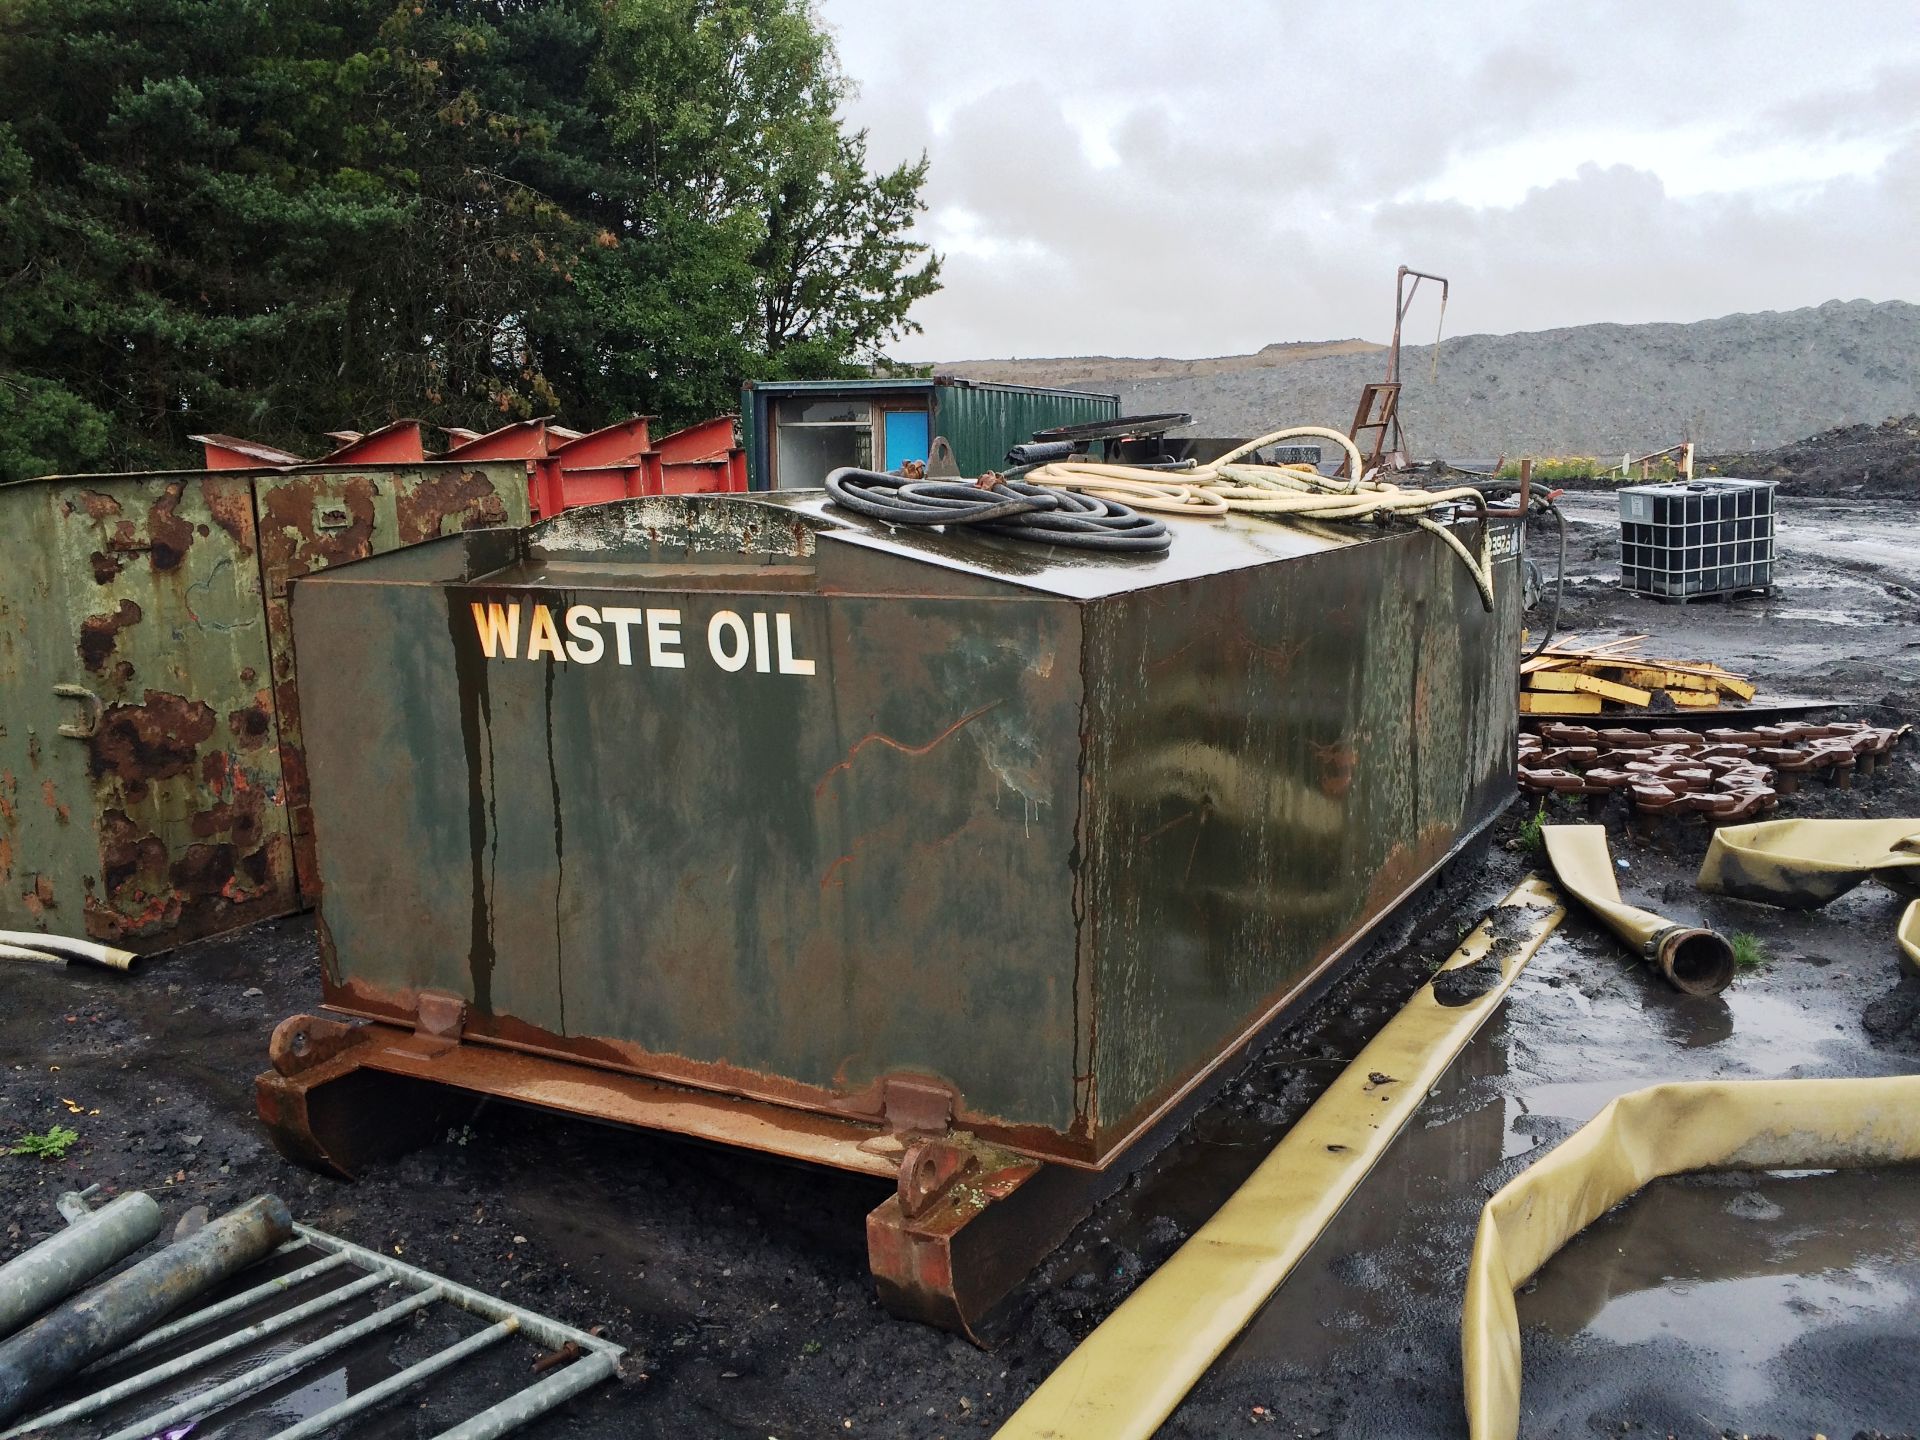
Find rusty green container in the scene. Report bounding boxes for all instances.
[291,492,1519,1165]
[741,378,1119,489]
[0,462,529,949]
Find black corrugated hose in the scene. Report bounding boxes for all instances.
[824,467,1172,554]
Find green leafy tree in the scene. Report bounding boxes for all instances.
[0,0,939,478]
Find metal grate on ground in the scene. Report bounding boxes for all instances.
[4,1219,624,1440]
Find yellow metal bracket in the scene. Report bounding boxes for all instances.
[995,876,1566,1440]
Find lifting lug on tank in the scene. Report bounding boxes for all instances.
[256,1015,474,1180]
[866,1134,1109,1343]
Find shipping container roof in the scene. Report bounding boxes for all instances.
[743,377,1120,404]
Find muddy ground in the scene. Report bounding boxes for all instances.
[3,493,1919,1440]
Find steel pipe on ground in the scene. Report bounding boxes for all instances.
[0,1195,292,1425]
[0,1193,162,1341]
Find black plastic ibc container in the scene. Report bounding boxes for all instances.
[1618,478,1776,601]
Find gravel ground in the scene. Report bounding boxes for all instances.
[3,494,1919,1440]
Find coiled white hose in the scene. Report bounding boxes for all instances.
[1021,425,1497,609]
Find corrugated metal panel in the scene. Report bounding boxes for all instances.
[931,381,1118,476]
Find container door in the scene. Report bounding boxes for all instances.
[0,484,105,938]
[46,475,298,947]
[253,464,521,899]
[881,408,930,472]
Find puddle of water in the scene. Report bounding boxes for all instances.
[1518,1166,1920,1427]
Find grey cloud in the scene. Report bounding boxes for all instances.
[821,0,1920,358]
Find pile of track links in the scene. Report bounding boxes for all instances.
[824,466,1172,554]
[1519,720,1912,820]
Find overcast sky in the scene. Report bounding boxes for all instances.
[815,1,1920,360]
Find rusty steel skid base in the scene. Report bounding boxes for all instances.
[256,1014,1104,1339]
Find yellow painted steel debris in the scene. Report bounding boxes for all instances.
[1462,1075,1920,1440]
[1541,825,1734,995]
[1697,817,1920,908]
[994,876,1566,1440]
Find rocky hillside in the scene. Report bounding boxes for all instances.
[936,299,1919,459]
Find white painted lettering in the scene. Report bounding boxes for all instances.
[775,613,815,675]
[526,605,565,661]
[471,602,521,659]
[601,606,645,665]
[708,610,750,672]
[751,611,771,673]
[563,605,604,664]
[647,609,685,669]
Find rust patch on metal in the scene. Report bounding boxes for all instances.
[259,474,378,568]
[226,691,274,751]
[1311,739,1358,799]
[89,550,125,584]
[201,477,258,555]
[21,872,55,918]
[79,598,143,673]
[0,835,12,883]
[40,779,70,824]
[397,468,508,544]
[0,771,16,823]
[89,689,217,782]
[147,482,195,572]
[813,702,1003,798]
[79,490,122,520]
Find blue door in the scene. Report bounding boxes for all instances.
[882,410,929,472]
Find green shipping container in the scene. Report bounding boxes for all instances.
[741,378,1118,489]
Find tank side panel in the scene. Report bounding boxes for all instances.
[297,577,1088,1144]
[1083,521,1520,1151]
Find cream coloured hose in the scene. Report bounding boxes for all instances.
[1022,425,1498,608]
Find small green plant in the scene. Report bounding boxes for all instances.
[1730,932,1767,970]
[9,1125,79,1160]
[801,1339,823,1357]
[1496,455,1683,485]
[1516,802,1548,854]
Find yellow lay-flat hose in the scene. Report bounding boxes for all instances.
[1900,900,1920,974]
[1463,1075,1920,1440]
[1540,825,1735,995]
[1023,425,1499,608]
[1697,817,1920,907]
[994,876,1565,1440]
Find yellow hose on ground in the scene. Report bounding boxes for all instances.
[1023,425,1498,607]
[1462,1075,1920,1440]
[1900,900,1919,974]
[1696,817,1920,907]
[994,876,1566,1440]
[1540,825,1734,995]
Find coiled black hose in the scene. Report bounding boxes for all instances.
[824,468,1172,554]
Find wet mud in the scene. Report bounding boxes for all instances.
[2,494,1918,1438]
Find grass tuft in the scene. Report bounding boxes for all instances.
[1730,932,1768,970]
[1517,802,1548,854]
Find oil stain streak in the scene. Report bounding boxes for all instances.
[448,594,496,1016]
[545,652,566,1034]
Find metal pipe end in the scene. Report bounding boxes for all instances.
[1654,928,1737,997]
